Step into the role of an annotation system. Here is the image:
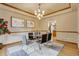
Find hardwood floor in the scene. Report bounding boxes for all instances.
[0,41,22,56]
[0,39,79,56]
[55,40,79,56]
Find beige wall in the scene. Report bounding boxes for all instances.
[0,5,78,44]
[56,10,77,31]
[0,8,38,32]
[39,10,77,31]
[39,10,77,43]
[77,5,79,48]
[56,10,77,43]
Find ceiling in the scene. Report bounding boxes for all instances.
[1,3,73,16]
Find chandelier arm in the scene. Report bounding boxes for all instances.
[39,3,41,10]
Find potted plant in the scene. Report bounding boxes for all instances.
[0,18,10,49]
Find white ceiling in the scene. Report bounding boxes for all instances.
[7,3,71,16]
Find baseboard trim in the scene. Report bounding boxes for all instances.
[56,39,77,44]
[3,41,22,46]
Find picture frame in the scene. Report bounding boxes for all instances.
[26,20,34,28]
[11,16,25,28]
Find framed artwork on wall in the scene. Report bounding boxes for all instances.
[11,16,25,28]
[27,20,34,28]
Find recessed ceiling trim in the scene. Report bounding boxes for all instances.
[1,3,35,16]
[44,3,71,16]
[1,3,71,17]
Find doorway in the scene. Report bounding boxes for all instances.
[48,20,56,38]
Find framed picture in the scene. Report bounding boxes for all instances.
[11,16,25,27]
[27,20,34,28]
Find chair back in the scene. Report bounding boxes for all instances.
[41,34,47,43]
[48,33,51,41]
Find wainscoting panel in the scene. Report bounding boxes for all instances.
[56,32,77,43]
[0,32,28,45]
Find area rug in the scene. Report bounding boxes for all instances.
[29,42,64,56]
[7,42,64,56]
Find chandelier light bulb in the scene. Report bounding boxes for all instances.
[35,11,37,15]
[42,11,45,15]
[38,13,41,16]
[41,14,43,17]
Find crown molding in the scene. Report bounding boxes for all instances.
[1,3,35,16]
[1,3,71,17]
[44,3,71,16]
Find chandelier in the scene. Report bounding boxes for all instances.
[34,4,45,20]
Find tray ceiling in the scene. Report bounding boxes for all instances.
[1,3,71,16]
